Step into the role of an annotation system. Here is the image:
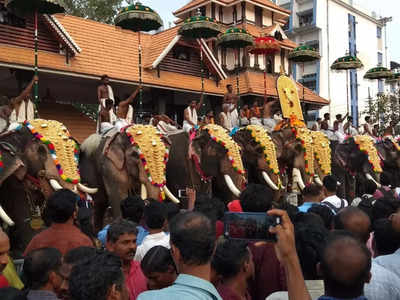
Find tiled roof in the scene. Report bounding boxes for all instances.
[0,14,326,105]
[174,0,290,16]
[227,72,329,105]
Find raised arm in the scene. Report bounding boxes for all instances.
[119,87,140,108]
[341,113,349,122]
[196,93,204,111]
[13,75,38,104]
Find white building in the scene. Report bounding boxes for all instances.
[275,0,391,126]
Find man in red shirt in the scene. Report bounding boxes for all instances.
[106,219,147,300]
[212,239,254,300]
[24,190,93,256]
[0,230,10,288]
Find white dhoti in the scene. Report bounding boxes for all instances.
[183,106,198,133]
[100,122,114,134]
[250,117,262,126]
[183,121,194,133]
[322,130,338,141]
[263,118,277,132]
[0,118,7,133]
[335,131,346,143]
[157,121,181,135]
[115,119,129,131]
[229,107,239,128]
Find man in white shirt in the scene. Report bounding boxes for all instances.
[183,94,204,133]
[322,175,348,213]
[134,200,170,262]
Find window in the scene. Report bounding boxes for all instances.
[233,6,237,24]
[378,52,383,66]
[299,13,313,27]
[255,6,263,27]
[378,80,384,94]
[173,47,191,61]
[219,6,223,22]
[377,26,382,38]
[211,3,216,19]
[274,31,283,41]
[199,6,206,16]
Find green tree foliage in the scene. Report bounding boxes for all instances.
[365,93,400,133]
[62,0,124,24]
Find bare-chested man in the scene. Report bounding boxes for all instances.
[223,84,239,127]
[183,94,204,132]
[262,99,277,132]
[8,75,38,127]
[99,99,116,133]
[250,100,262,126]
[115,87,140,130]
[97,75,114,106]
[363,116,374,137]
[240,104,250,125]
[383,120,398,136]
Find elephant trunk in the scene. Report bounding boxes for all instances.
[224,175,241,198]
[262,171,279,191]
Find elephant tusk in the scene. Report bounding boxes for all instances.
[262,171,279,191]
[163,186,180,204]
[224,175,241,198]
[0,205,14,226]
[141,184,148,200]
[314,175,323,186]
[77,183,98,194]
[49,179,63,191]
[292,168,306,191]
[365,173,382,188]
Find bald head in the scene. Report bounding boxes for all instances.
[320,231,371,299]
[0,230,10,272]
[334,207,371,243]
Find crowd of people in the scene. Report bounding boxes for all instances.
[0,171,400,300]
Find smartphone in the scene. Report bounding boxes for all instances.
[224,212,281,242]
[178,189,187,198]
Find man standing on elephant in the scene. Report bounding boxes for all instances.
[364,116,374,137]
[99,99,117,133]
[9,75,38,125]
[183,94,204,133]
[223,84,239,128]
[115,86,140,130]
[262,98,277,133]
[384,120,398,137]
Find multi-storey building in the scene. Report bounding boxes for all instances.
[275,0,391,126]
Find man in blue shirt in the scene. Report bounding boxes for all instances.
[298,183,324,213]
[137,212,221,300]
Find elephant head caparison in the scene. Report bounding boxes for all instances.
[166,124,246,202]
[80,125,179,231]
[233,125,283,199]
[310,130,332,186]
[0,119,96,255]
[376,136,400,187]
[334,135,383,199]
[270,120,315,193]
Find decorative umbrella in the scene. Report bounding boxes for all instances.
[288,45,321,108]
[115,2,163,121]
[288,45,320,63]
[5,0,65,103]
[217,28,253,113]
[331,55,364,129]
[364,66,393,80]
[178,9,222,93]
[249,36,281,101]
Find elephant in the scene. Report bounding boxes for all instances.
[79,125,179,231]
[375,137,400,188]
[232,125,283,200]
[333,136,382,200]
[0,119,96,256]
[166,125,246,203]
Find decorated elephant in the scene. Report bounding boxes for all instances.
[166,124,246,202]
[80,125,179,231]
[333,135,382,200]
[310,130,332,186]
[233,125,283,199]
[376,136,400,188]
[0,119,96,255]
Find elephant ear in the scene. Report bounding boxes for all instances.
[103,134,125,171]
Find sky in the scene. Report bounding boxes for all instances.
[138,0,400,63]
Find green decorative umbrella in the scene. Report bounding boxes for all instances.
[364,66,393,80]
[386,73,400,84]
[217,28,253,115]
[6,0,65,103]
[331,55,363,70]
[331,55,363,130]
[179,9,222,93]
[115,2,163,121]
[179,14,221,40]
[288,45,320,63]
[288,45,321,105]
